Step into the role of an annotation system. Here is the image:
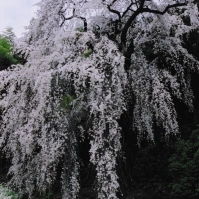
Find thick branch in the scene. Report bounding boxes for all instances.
[121,0,187,71]
[60,8,75,27]
[124,39,134,71]
[107,0,121,20]
[121,1,187,47]
[142,2,187,15]
[120,8,142,47]
[59,8,87,31]
[122,1,136,17]
[76,16,88,31]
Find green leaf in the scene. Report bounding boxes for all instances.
[60,95,74,110]
[83,49,92,58]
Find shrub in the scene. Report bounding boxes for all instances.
[168,126,199,198]
[0,184,19,199]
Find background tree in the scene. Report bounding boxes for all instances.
[2,27,15,45]
[168,126,199,199]
[0,35,17,70]
[0,27,26,70]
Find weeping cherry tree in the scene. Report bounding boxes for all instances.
[0,0,199,198]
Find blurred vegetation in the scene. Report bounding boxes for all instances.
[0,27,26,71]
[0,35,17,69]
[0,184,19,199]
[60,95,74,111]
[83,49,93,58]
[168,127,199,199]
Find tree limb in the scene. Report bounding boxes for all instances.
[59,8,87,31]
[76,16,88,31]
[107,0,121,20]
[142,2,187,15]
[120,1,187,47]
[122,1,136,17]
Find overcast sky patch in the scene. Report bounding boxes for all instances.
[0,0,39,37]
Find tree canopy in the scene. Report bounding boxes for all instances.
[0,27,25,70]
[0,33,17,70]
[0,1,199,199]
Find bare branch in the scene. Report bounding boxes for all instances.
[121,7,143,46]
[120,1,187,47]
[107,0,121,20]
[122,1,136,17]
[59,8,87,31]
[76,16,87,31]
[59,8,75,27]
[142,2,187,15]
[120,0,187,71]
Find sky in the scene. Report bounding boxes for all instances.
[0,0,39,37]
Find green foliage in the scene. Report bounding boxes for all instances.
[0,27,26,68]
[0,37,12,53]
[83,49,92,58]
[75,32,83,39]
[34,190,53,199]
[45,191,53,199]
[5,190,19,199]
[0,184,19,199]
[76,27,84,32]
[75,27,84,39]
[168,126,199,199]
[60,95,74,110]
[0,36,17,69]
